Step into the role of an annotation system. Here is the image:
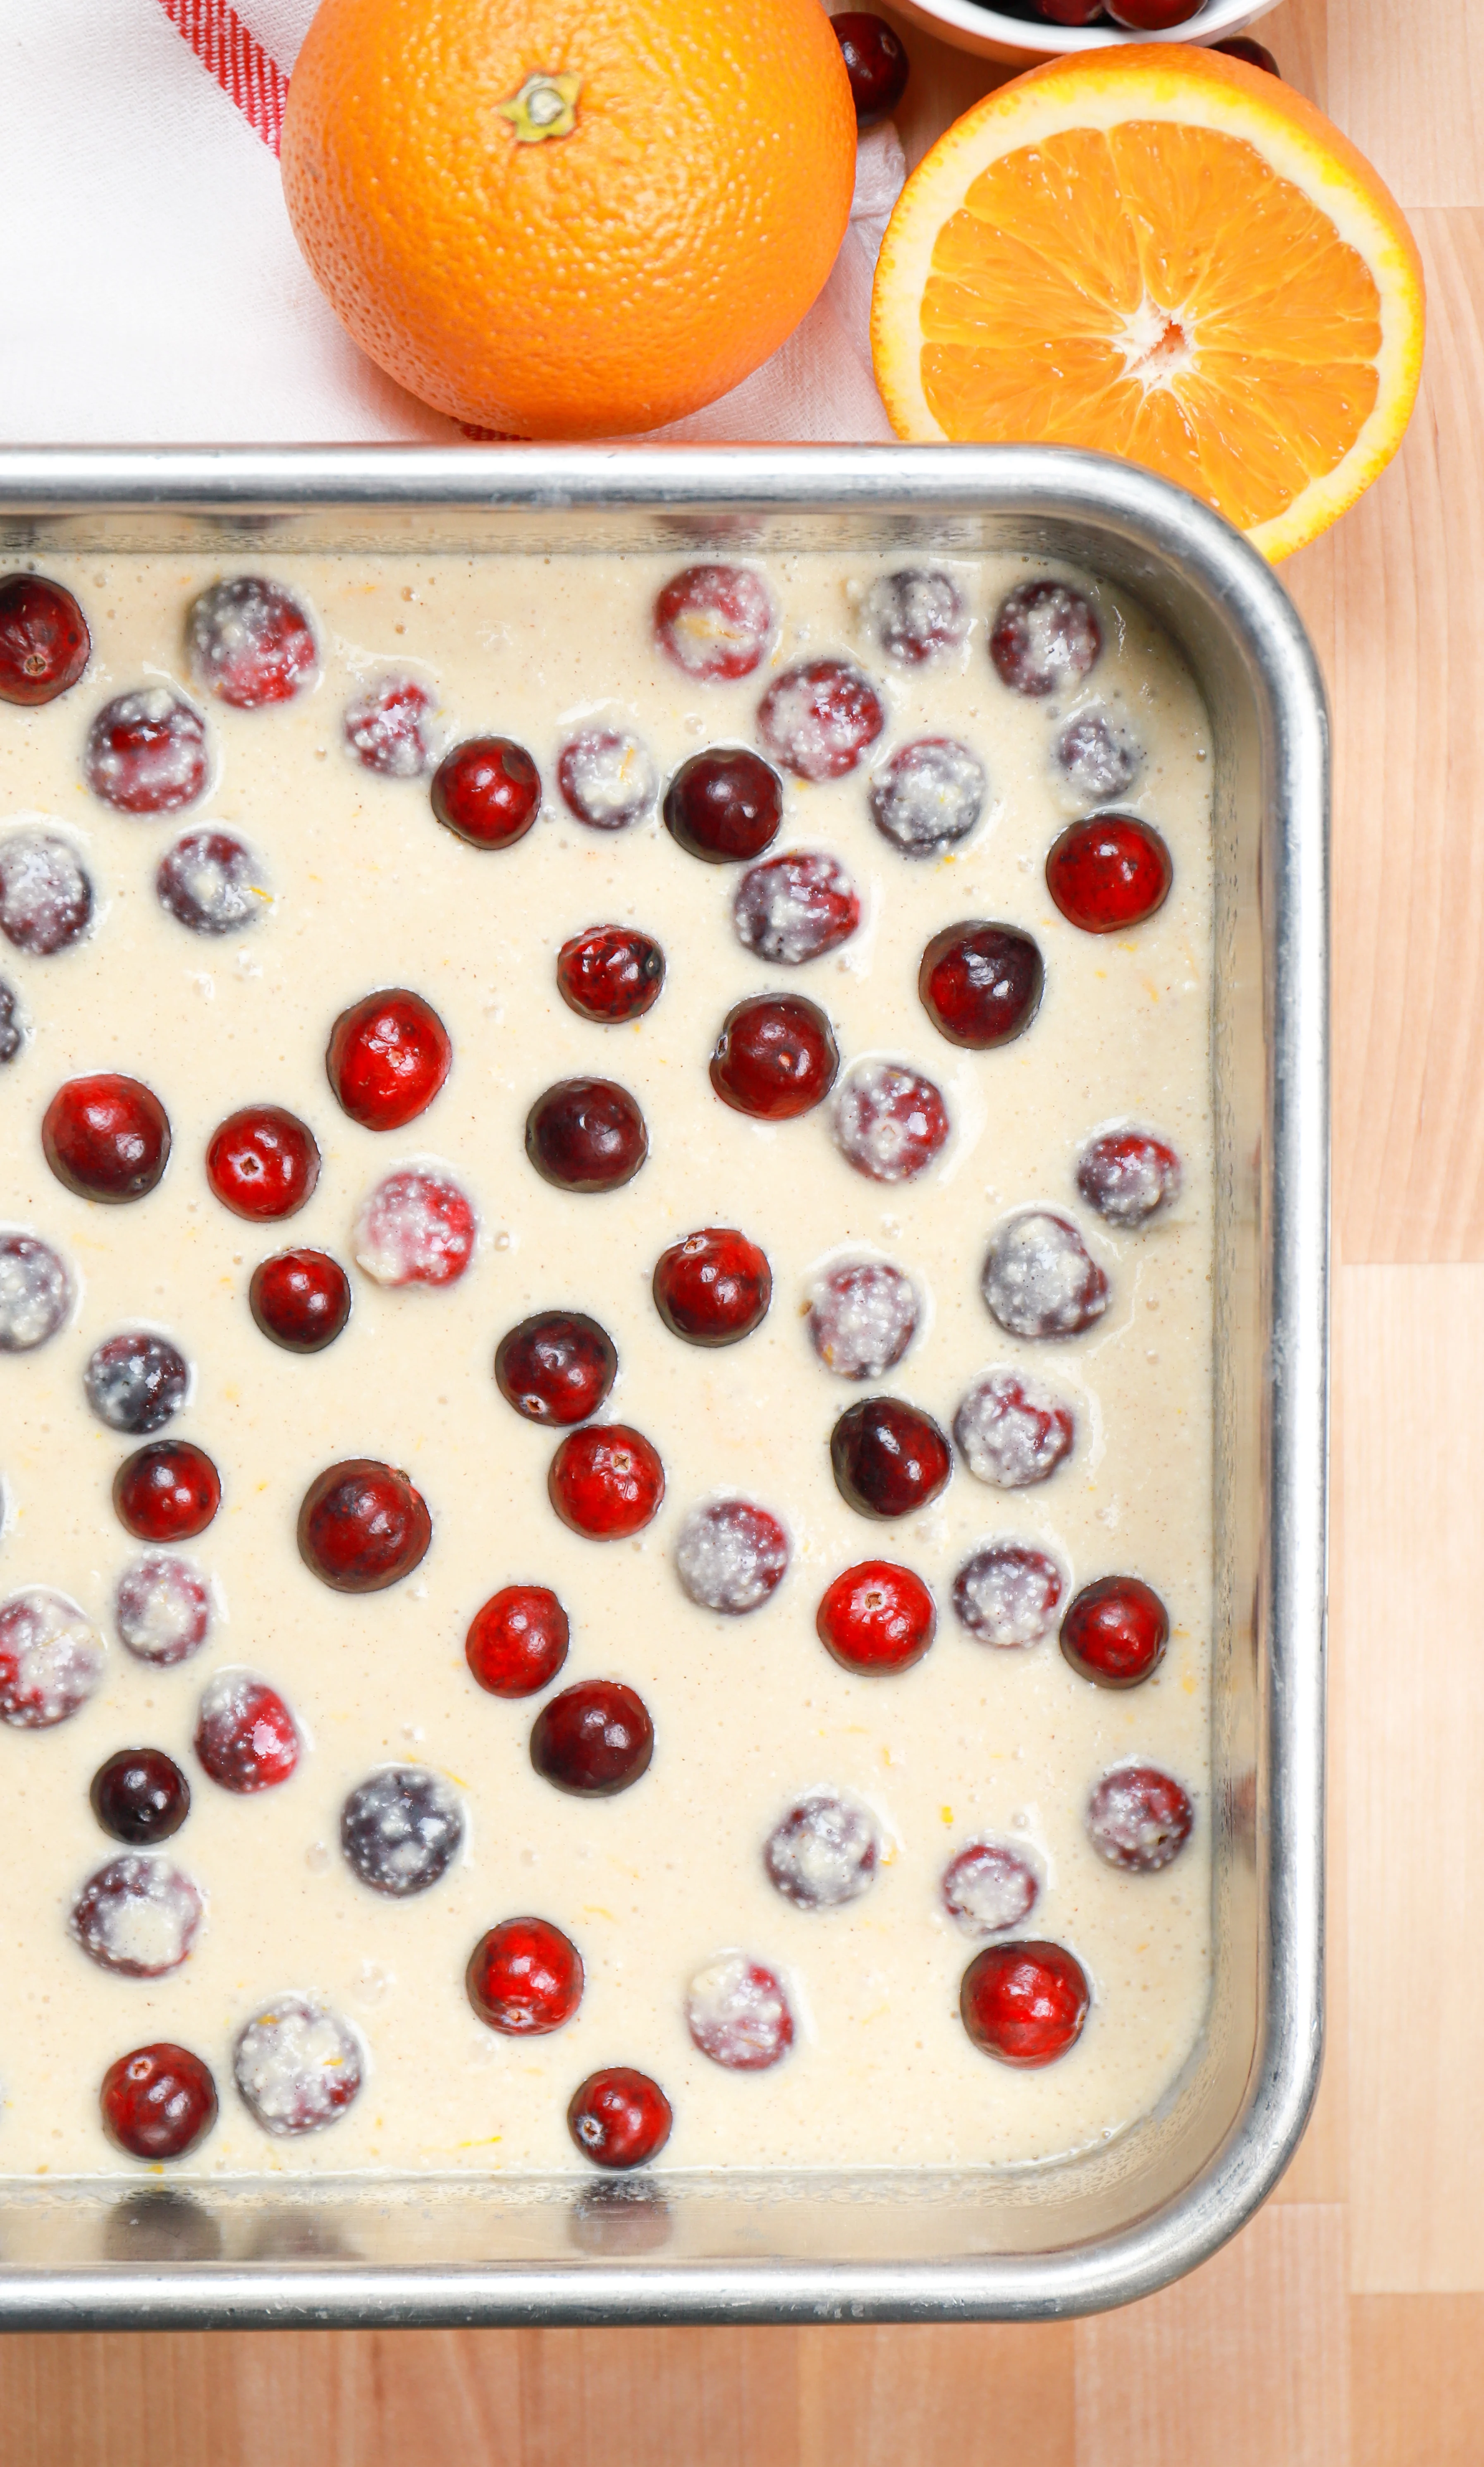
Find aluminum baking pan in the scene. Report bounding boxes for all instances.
[0,443,1327,2329]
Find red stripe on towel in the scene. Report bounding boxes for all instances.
[157,0,289,156]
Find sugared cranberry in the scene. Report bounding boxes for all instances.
[43,1074,170,1203]
[101,2043,217,2161]
[344,675,437,777]
[733,850,860,965]
[1077,1129,1182,1227]
[869,737,986,859]
[758,658,884,781]
[831,11,909,122]
[0,1233,72,1351]
[195,1670,300,1792]
[72,1856,203,1978]
[249,1247,352,1352]
[765,1791,878,1909]
[234,1996,363,2134]
[85,687,208,813]
[710,994,838,1119]
[0,830,93,954]
[91,1747,190,1845]
[961,1941,1089,2066]
[676,1499,789,1615]
[557,728,656,829]
[663,747,782,864]
[990,581,1101,697]
[188,577,317,708]
[943,1844,1040,1936]
[953,1542,1064,1645]
[686,1953,794,2070]
[863,568,964,664]
[466,1584,570,1697]
[297,1458,431,1592]
[467,1916,583,2033]
[206,1105,319,1221]
[807,1259,918,1380]
[568,2067,672,2169]
[1055,707,1143,807]
[920,923,1043,1049]
[1105,0,1203,25]
[1214,33,1281,71]
[0,573,90,705]
[548,1424,665,1539]
[495,1311,617,1424]
[0,1588,105,1726]
[1087,1765,1194,1871]
[114,1441,220,1543]
[353,1165,478,1288]
[982,1211,1108,1339]
[431,736,541,849]
[115,1555,213,1666]
[954,1371,1075,1490]
[652,1227,771,1347]
[0,979,22,1061]
[531,1679,655,1796]
[816,1560,935,1674]
[833,1060,949,1181]
[831,1397,951,1519]
[342,1766,464,1895]
[557,924,665,1022]
[327,988,452,1130]
[526,1078,648,1192]
[1047,813,1173,933]
[654,565,775,681]
[1061,1575,1169,1689]
[157,830,264,936]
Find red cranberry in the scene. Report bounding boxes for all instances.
[1047,813,1173,932]
[652,1226,772,1346]
[831,12,909,122]
[1061,1575,1169,1688]
[188,576,317,708]
[734,850,860,964]
[954,1371,1075,1489]
[91,1747,191,1845]
[920,923,1044,1049]
[0,978,22,1062]
[353,1165,478,1288]
[831,1397,950,1519]
[0,1233,72,1351]
[663,747,782,864]
[686,1954,794,2070]
[943,1844,1040,1936]
[531,1679,655,1795]
[990,581,1102,697]
[807,1259,918,1380]
[85,1334,189,1435]
[85,687,209,813]
[1214,33,1281,72]
[765,1790,878,1908]
[557,727,656,828]
[1105,0,1203,24]
[43,1074,170,1203]
[1077,1129,1182,1226]
[676,1499,789,1614]
[833,1059,949,1181]
[0,573,90,705]
[249,1247,352,1352]
[101,2043,217,2161]
[466,1584,570,1697]
[344,675,437,777]
[654,565,775,680]
[298,1458,431,1592]
[495,1311,617,1424]
[710,994,838,1120]
[114,1441,220,1543]
[869,737,986,858]
[568,2067,672,2169]
[953,1542,1064,1646]
[0,830,93,954]
[115,1555,213,1666]
[1087,1766,1194,1871]
[72,1856,203,1977]
[548,1424,665,1539]
[526,1078,648,1192]
[195,1669,300,1792]
[863,568,964,664]
[557,923,665,1022]
[431,736,541,848]
[206,1104,319,1221]
[1055,706,1144,806]
[467,1916,583,2033]
[0,1588,105,1726]
[234,1996,363,2134]
[982,1211,1108,1338]
[816,1560,935,1674]
[342,1766,464,1894]
[961,1941,1089,2066]
[157,829,264,935]
[327,988,451,1130]
[758,658,884,781]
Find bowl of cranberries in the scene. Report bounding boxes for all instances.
[878,0,1279,67]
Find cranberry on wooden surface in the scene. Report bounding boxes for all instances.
[344,675,437,777]
[72,1856,203,1978]
[341,1767,464,1895]
[85,1333,189,1433]
[990,581,1102,697]
[733,849,860,964]
[1087,1765,1194,1872]
[765,1790,878,1909]
[91,1747,190,1845]
[188,576,317,708]
[0,831,93,955]
[1046,812,1173,933]
[298,1458,431,1592]
[466,1584,570,1698]
[354,1165,477,1289]
[982,1210,1108,1338]
[114,1441,220,1544]
[327,988,451,1131]
[942,1844,1040,1937]
[568,2067,672,2170]
[0,1233,72,1352]
[548,1424,665,1539]
[961,1941,1090,2066]
[654,565,775,680]
[194,1670,300,1793]
[1214,33,1280,70]
[249,1247,352,1352]
[557,923,665,1022]
[833,1060,949,1182]
[1061,1574,1169,1689]
[526,1077,648,1192]
[557,727,657,829]
[675,1499,789,1615]
[1055,706,1143,806]
[531,1679,654,1797]
[0,573,90,705]
[207,1105,319,1221]
[868,736,986,859]
[686,1953,794,2071]
[663,747,782,864]
[652,1226,771,1347]
[0,1588,105,1727]
[807,1259,918,1380]
[0,979,22,1062]
[953,1541,1064,1646]
[954,1371,1075,1490]
[863,567,964,665]
[234,1996,363,2135]
[816,1560,935,1675]
[919,922,1044,1050]
[431,736,541,849]
[115,1555,213,1666]
[495,1310,617,1424]
[710,994,839,1120]
[85,687,208,813]
[467,1915,583,2034]
[101,2043,217,2162]
[157,830,263,936]
[1077,1128,1182,1227]
[43,1074,170,1203]
[758,658,885,782]
[831,1396,951,1519]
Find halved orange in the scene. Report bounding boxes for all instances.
[871,47,1425,560]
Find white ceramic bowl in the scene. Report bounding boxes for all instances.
[889,0,1280,69]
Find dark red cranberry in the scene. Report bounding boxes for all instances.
[831,12,909,122]
[188,577,317,708]
[863,568,963,664]
[568,2067,672,2169]
[72,1857,203,1977]
[1046,813,1173,932]
[676,1499,789,1614]
[431,736,541,848]
[0,573,89,705]
[943,1844,1039,1936]
[206,1105,319,1221]
[1214,33,1281,72]
[115,1555,213,1666]
[557,728,656,828]
[84,687,208,813]
[0,830,93,954]
[1077,1128,1182,1226]
[982,1210,1109,1338]
[0,979,22,1061]
[830,1397,951,1519]
[195,1671,300,1792]
[733,850,860,964]
[961,1941,1090,2066]
[1055,706,1143,805]
[84,1331,188,1433]
[654,565,775,680]
[807,1259,918,1380]
[42,1074,170,1202]
[466,1584,570,1697]
[156,829,263,935]
[531,1679,654,1795]
[954,1371,1075,1490]
[101,2043,217,2161]
[1105,0,1203,24]
[344,675,437,777]
[0,1587,104,1726]
[1087,1765,1194,1871]
[297,1458,431,1592]
[549,1424,665,1539]
[710,993,838,1120]
[0,1234,72,1352]
[467,1916,584,2033]
[235,1996,362,2133]
[869,737,986,858]
[686,1954,793,2070]
[990,581,1102,697]
[652,1227,771,1346]
[663,747,782,864]
[765,1791,878,1908]
[920,922,1044,1049]
[557,923,665,1022]
[526,1078,648,1192]
[327,988,452,1130]
[953,1542,1064,1646]
[758,658,884,781]
[833,1060,949,1181]
[114,1441,220,1543]
[495,1311,617,1424]
[354,1165,478,1288]
[816,1560,935,1674]
[249,1248,352,1352]
[341,1767,464,1894]
[1061,1575,1169,1689]
[91,1747,191,1845]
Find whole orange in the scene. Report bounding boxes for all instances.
[281,0,858,438]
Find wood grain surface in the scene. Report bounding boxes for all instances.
[6,0,1475,2455]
